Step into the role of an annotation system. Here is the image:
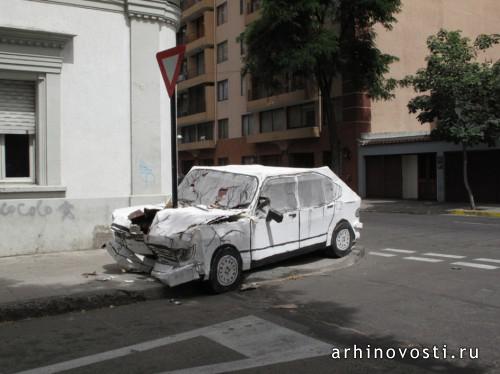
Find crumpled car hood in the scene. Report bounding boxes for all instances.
[112,204,165,229]
[148,206,246,238]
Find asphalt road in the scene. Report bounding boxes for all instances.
[1,212,499,374]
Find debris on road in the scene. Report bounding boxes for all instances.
[81,271,97,278]
[272,304,298,310]
[240,282,259,291]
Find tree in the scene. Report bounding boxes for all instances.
[242,0,401,173]
[401,30,500,209]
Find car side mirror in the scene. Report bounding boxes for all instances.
[257,196,270,210]
[267,208,283,223]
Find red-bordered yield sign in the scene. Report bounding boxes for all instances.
[156,45,186,98]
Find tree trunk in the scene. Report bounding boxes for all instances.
[462,143,476,210]
[320,85,339,173]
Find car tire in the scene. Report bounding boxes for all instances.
[208,246,243,294]
[326,222,353,258]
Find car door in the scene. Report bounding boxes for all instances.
[298,173,337,249]
[251,176,300,265]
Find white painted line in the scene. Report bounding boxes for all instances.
[14,315,331,374]
[382,248,416,254]
[423,252,466,259]
[369,251,397,257]
[403,256,443,263]
[451,262,499,270]
[474,258,500,264]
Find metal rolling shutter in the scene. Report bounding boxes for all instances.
[0,79,36,134]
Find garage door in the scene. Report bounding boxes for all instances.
[445,150,500,203]
[366,155,402,198]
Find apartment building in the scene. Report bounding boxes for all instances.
[177,0,500,203]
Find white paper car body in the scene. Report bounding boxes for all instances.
[107,165,363,293]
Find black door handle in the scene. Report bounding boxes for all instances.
[288,213,297,218]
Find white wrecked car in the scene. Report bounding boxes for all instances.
[107,165,362,293]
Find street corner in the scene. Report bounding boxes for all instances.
[240,246,365,290]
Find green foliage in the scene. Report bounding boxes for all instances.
[242,0,401,100]
[401,30,500,147]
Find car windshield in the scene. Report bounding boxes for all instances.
[178,169,258,210]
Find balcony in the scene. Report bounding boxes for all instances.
[245,8,261,25]
[247,89,317,112]
[246,126,320,144]
[178,139,217,151]
[178,71,214,91]
[182,0,214,22]
[178,86,215,126]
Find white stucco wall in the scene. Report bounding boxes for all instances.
[0,0,132,198]
[0,0,180,256]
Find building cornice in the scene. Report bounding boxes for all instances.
[126,0,181,28]
[0,27,73,49]
[27,0,181,27]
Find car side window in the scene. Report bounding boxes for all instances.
[260,177,298,213]
[298,173,339,208]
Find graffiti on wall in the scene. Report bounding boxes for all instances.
[0,200,75,220]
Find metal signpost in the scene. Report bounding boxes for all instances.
[156,45,186,208]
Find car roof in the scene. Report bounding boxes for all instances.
[189,164,361,203]
[191,164,323,179]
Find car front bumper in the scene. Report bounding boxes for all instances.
[353,221,363,240]
[106,240,155,273]
[151,262,201,287]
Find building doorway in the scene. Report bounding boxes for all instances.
[418,153,437,200]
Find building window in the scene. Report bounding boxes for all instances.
[242,114,253,136]
[216,2,228,25]
[197,122,213,141]
[180,122,213,143]
[240,0,244,14]
[193,51,205,76]
[179,59,188,81]
[217,80,229,101]
[218,157,229,166]
[260,108,286,133]
[287,103,316,129]
[239,34,246,55]
[218,119,229,139]
[193,16,204,39]
[247,0,261,13]
[217,41,228,63]
[0,79,36,182]
[242,156,257,164]
[240,73,246,96]
[176,25,187,45]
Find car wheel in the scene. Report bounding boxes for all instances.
[326,222,353,258]
[208,246,243,294]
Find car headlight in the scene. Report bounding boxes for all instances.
[175,245,196,262]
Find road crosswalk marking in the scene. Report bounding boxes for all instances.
[450,262,499,270]
[368,249,500,271]
[14,315,330,374]
[382,248,416,254]
[369,251,397,257]
[474,258,500,264]
[422,252,466,259]
[403,256,443,263]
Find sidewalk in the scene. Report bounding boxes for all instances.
[361,199,500,217]
[0,246,363,322]
[0,249,168,322]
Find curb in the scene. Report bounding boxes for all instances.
[448,209,500,218]
[0,248,365,323]
[0,285,167,323]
